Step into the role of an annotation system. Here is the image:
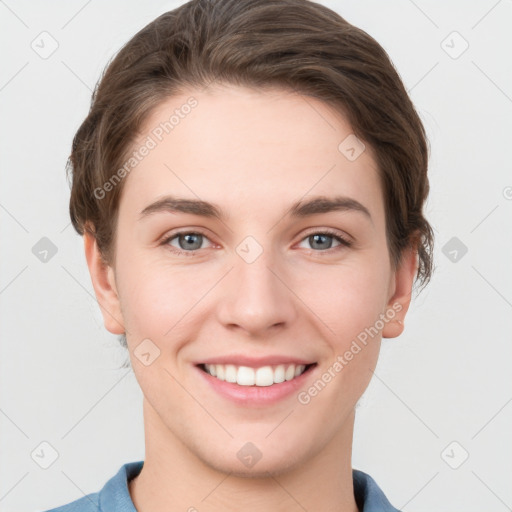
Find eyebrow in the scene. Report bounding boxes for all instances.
[138,195,372,223]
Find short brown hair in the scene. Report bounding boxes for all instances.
[68,0,434,292]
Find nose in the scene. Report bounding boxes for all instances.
[215,246,298,337]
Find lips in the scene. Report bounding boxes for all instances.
[194,356,318,405]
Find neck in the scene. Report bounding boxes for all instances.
[129,399,359,512]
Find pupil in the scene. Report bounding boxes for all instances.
[311,234,331,250]
[181,233,201,250]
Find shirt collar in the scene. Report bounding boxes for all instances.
[98,461,401,512]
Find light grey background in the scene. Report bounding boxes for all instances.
[1,1,511,511]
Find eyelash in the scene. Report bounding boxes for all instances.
[160,228,353,257]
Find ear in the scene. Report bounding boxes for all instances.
[382,242,419,339]
[83,231,125,335]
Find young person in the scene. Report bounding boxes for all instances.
[46,0,434,510]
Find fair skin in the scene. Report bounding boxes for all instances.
[84,85,417,512]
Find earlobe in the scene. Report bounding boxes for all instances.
[382,244,418,339]
[83,231,125,335]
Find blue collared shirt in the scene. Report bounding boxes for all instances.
[44,460,401,511]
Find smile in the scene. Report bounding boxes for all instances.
[199,363,315,386]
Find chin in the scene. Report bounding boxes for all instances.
[196,439,307,478]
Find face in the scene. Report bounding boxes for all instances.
[86,84,416,477]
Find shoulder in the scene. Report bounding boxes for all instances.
[42,493,100,512]
[41,460,144,512]
[353,469,402,512]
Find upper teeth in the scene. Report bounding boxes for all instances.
[204,363,307,386]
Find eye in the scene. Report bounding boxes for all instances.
[297,229,352,253]
[161,231,213,256]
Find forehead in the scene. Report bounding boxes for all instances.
[120,85,383,224]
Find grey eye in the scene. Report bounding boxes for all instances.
[180,233,202,250]
[308,233,335,250]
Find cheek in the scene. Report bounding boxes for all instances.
[116,252,221,348]
[299,258,390,343]
[305,265,387,404]
[120,269,187,336]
